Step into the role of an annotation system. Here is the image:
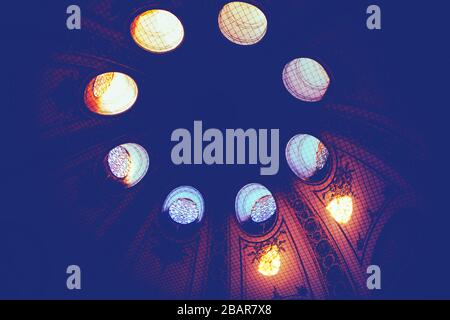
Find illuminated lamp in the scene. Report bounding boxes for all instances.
[218,2,268,45]
[163,186,205,225]
[286,134,330,181]
[235,183,277,224]
[326,195,353,224]
[106,143,149,188]
[258,245,281,277]
[283,58,330,102]
[131,9,184,53]
[84,72,138,116]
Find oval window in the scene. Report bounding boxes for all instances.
[283,58,330,102]
[235,183,277,235]
[163,186,205,225]
[131,9,184,53]
[286,134,331,182]
[218,2,268,46]
[84,72,138,116]
[106,143,149,188]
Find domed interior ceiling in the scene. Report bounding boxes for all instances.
[2,0,437,299]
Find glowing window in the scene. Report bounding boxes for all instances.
[286,134,330,182]
[236,183,277,224]
[326,196,353,224]
[106,143,149,188]
[131,9,184,53]
[218,2,268,46]
[84,72,138,116]
[163,186,205,225]
[283,58,330,102]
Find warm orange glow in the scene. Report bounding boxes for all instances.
[131,9,184,53]
[326,196,353,224]
[84,72,138,115]
[258,245,281,277]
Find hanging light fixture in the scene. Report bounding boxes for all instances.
[84,72,138,116]
[218,1,268,45]
[131,9,184,53]
[106,143,149,188]
[283,58,330,102]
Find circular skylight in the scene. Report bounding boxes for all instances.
[236,183,277,224]
[84,72,138,116]
[283,58,330,102]
[131,9,184,53]
[163,186,205,225]
[218,2,268,45]
[286,134,330,181]
[106,143,149,188]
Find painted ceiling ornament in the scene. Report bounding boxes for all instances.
[323,161,355,224]
[323,161,355,201]
[285,189,355,298]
